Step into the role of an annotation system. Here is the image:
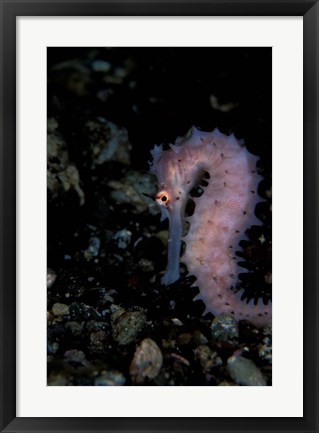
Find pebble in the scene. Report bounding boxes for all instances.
[84,236,101,259]
[138,258,154,272]
[64,349,86,363]
[108,171,158,215]
[94,370,126,386]
[91,60,111,73]
[47,118,85,205]
[162,339,176,349]
[195,345,223,372]
[129,338,163,383]
[47,341,59,355]
[47,373,68,386]
[48,323,65,341]
[47,268,57,289]
[86,320,108,332]
[259,325,272,363]
[113,229,132,249]
[193,330,208,344]
[171,353,190,367]
[89,330,109,353]
[211,313,239,342]
[52,303,70,317]
[171,317,183,326]
[114,67,127,78]
[263,324,272,336]
[258,343,272,364]
[69,302,100,321]
[90,119,131,166]
[156,230,169,246]
[110,304,125,319]
[177,333,192,346]
[227,353,267,386]
[65,321,83,337]
[112,310,146,345]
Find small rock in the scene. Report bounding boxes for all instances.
[130,338,163,383]
[51,59,90,96]
[47,341,59,355]
[69,302,101,321]
[263,324,272,336]
[171,317,183,327]
[84,236,101,259]
[108,171,158,215]
[47,118,85,205]
[47,268,57,289]
[162,339,176,349]
[259,325,272,363]
[52,303,70,317]
[48,373,68,386]
[110,304,126,319]
[112,310,146,345]
[227,353,267,386]
[94,370,126,386]
[195,345,222,372]
[85,118,131,166]
[89,330,109,353]
[113,229,132,249]
[171,352,190,367]
[169,300,176,310]
[258,325,272,364]
[91,60,111,73]
[47,310,55,325]
[65,321,83,336]
[48,323,65,341]
[211,313,239,342]
[138,258,154,272]
[264,272,272,284]
[177,333,192,346]
[156,230,169,246]
[85,320,109,332]
[209,94,239,112]
[258,343,272,364]
[114,67,127,78]
[64,349,86,363]
[193,330,208,344]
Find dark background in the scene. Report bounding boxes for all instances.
[47,47,272,386]
[47,47,271,169]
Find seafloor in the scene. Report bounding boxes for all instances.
[47,47,272,386]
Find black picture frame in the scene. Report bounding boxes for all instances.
[0,1,318,432]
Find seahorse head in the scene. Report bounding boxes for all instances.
[150,146,185,221]
[150,128,209,221]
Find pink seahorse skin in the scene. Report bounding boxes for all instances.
[150,127,271,327]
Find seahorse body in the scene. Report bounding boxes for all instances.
[150,127,271,326]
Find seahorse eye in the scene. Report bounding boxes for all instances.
[156,191,170,205]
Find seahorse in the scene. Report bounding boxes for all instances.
[150,126,271,326]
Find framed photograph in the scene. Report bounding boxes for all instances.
[0,1,318,432]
